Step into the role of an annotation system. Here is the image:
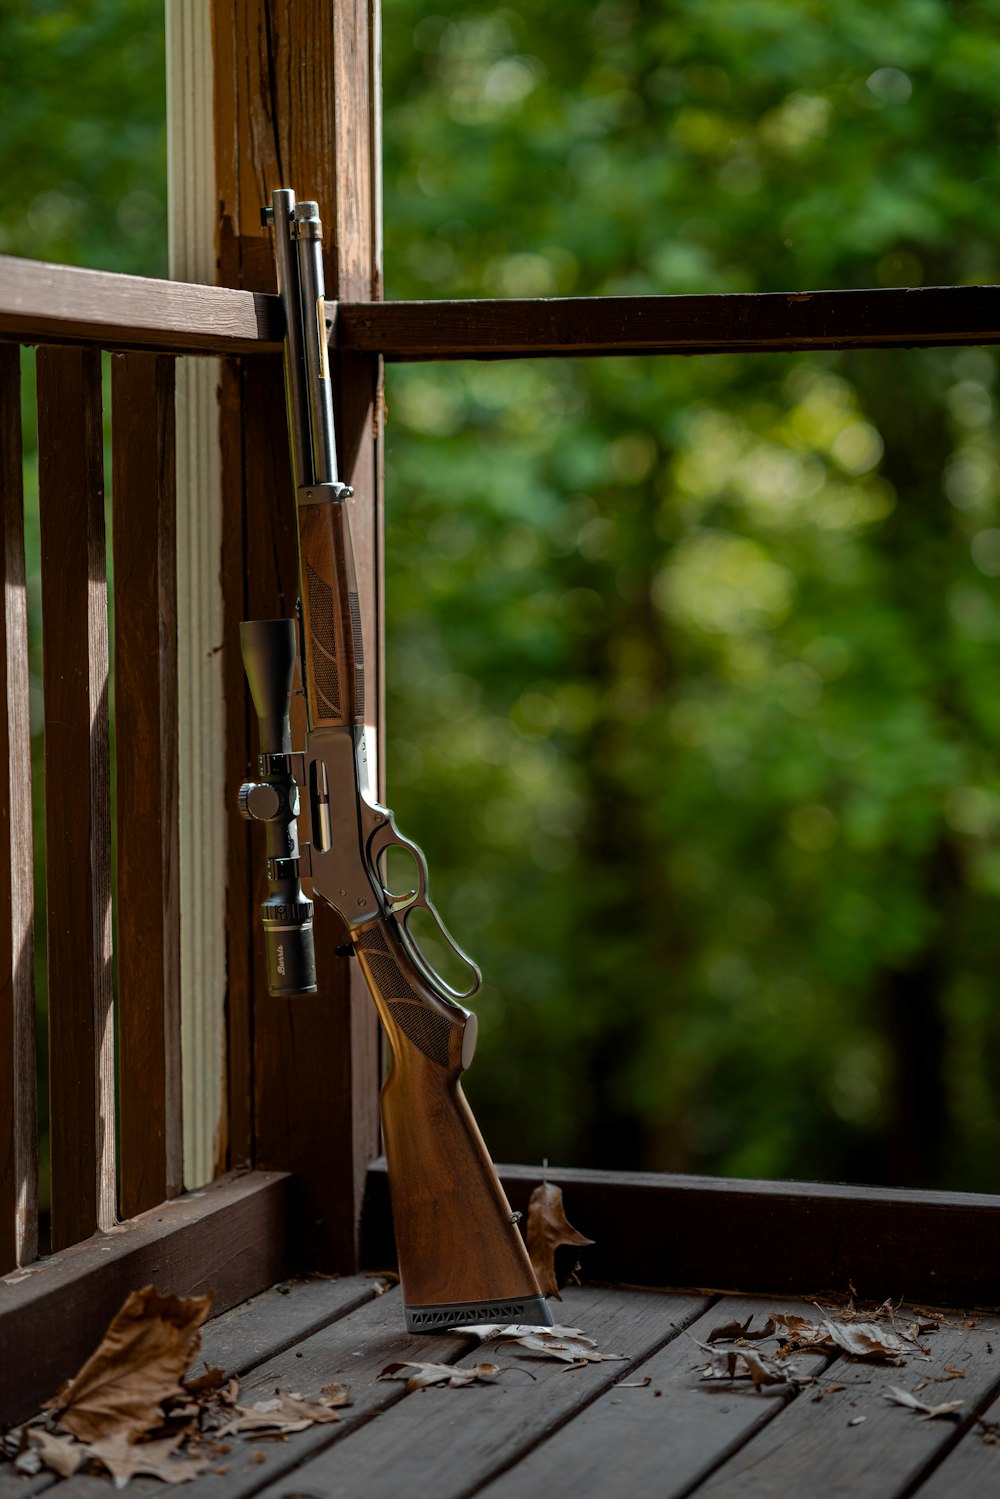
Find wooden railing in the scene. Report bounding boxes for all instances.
[4,249,1000,1277]
[0,334,184,1264]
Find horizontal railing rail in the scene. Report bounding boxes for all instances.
[339,284,1000,360]
[0,254,282,355]
[2,254,1000,361]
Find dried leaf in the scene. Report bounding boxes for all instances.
[364,1270,399,1298]
[498,1329,626,1365]
[700,1347,797,1391]
[215,1390,346,1436]
[769,1313,820,1341]
[885,1387,965,1420]
[87,1433,211,1489]
[848,1416,867,1427]
[45,1286,212,1444]
[184,1366,228,1399]
[706,1316,777,1344]
[378,1361,501,1392]
[823,1322,913,1361]
[318,1383,351,1407]
[616,1377,652,1389]
[17,1429,86,1479]
[769,1313,921,1362]
[525,1182,594,1300]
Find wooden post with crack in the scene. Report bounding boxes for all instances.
[169,0,383,1267]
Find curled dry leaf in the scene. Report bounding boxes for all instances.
[184,1366,228,1399]
[525,1182,594,1300]
[824,1322,919,1361]
[497,1329,626,1366]
[768,1314,922,1362]
[15,1429,86,1479]
[885,1387,965,1421]
[378,1361,501,1392]
[86,1434,211,1490]
[699,1346,799,1392]
[45,1286,212,1445]
[706,1316,777,1345]
[215,1387,350,1437]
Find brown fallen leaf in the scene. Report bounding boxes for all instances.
[525,1182,593,1300]
[885,1386,965,1421]
[184,1366,228,1399]
[216,1389,348,1436]
[699,1346,800,1392]
[86,1433,212,1489]
[318,1383,351,1406]
[769,1314,920,1362]
[810,1383,848,1402]
[706,1316,777,1344]
[378,1361,501,1392]
[822,1322,915,1361]
[15,1428,86,1479]
[616,1377,652,1389]
[769,1313,818,1340]
[45,1286,212,1445]
[497,1329,626,1366]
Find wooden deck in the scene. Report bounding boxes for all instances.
[4,1273,999,1499]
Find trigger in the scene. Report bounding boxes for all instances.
[384,886,417,911]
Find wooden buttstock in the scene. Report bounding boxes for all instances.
[354,918,545,1318]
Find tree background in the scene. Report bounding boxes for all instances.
[3,0,1000,1197]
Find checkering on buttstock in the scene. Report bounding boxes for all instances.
[238,188,551,1333]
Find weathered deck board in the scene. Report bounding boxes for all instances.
[477,1295,832,1499]
[5,1280,1000,1497]
[252,1283,710,1499]
[196,1273,377,1377]
[915,1383,1000,1497]
[695,1311,1000,1498]
[47,1285,476,1499]
[0,1276,375,1499]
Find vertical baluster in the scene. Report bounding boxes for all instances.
[0,345,38,1271]
[36,345,115,1249]
[111,352,182,1219]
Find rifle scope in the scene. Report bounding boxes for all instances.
[238,618,317,996]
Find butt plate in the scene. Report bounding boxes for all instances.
[405,1293,553,1333]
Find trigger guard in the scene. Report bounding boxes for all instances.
[397,897,482,1004]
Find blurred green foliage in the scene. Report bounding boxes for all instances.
[4,0,1000,1193]
[379,0,1000,1188]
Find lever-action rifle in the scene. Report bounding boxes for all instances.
[238,189,552,1332]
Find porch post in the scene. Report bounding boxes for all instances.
[209,0,383,1267]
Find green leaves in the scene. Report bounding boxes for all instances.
[381,0,1000,1187]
